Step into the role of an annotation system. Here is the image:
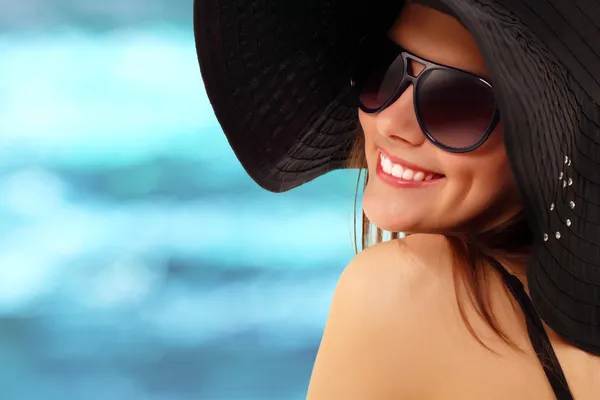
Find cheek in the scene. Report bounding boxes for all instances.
[359,111,376,142]
[450,124,512,189]
[474,130,517,196]
[359,111,380,167]
[478,155,519,199]
[446,146,521,220]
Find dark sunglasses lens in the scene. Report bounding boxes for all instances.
[356,38,406,110]
[359,57,406,110]
[417,69,496,149]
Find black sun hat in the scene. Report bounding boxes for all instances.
[194,0,600,354]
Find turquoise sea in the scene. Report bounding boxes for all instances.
[0,6,364,399]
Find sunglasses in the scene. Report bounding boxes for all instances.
[351,35,500,153]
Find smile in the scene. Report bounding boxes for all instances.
[376,149,445,188]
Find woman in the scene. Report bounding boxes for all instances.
[195,0,600,398]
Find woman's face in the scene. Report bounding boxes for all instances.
[360,3,523,234]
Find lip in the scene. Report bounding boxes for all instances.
[376,148,446,189]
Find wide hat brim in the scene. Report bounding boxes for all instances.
[194,0,600,354]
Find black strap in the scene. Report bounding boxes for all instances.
[487,257,575,400]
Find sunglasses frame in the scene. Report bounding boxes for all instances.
[352,36,501,153]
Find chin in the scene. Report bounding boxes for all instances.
[362,186,426,233]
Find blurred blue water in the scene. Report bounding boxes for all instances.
[0,23,362,400]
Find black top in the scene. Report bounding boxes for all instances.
[488,257,574,400]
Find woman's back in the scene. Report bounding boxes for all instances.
[307,234,600,399]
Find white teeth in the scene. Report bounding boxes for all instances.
[402,169,414,180]
[413,171,425,181]
[382,157,393,174]
[380,151,437,182]
[391,164,404,178]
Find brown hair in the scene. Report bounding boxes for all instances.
[347,132,533,353]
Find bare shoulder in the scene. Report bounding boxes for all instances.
[335,233,455,311]
[336,234,453,307]
[306,234,456,400]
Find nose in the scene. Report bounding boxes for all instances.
[375,84,426,147]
